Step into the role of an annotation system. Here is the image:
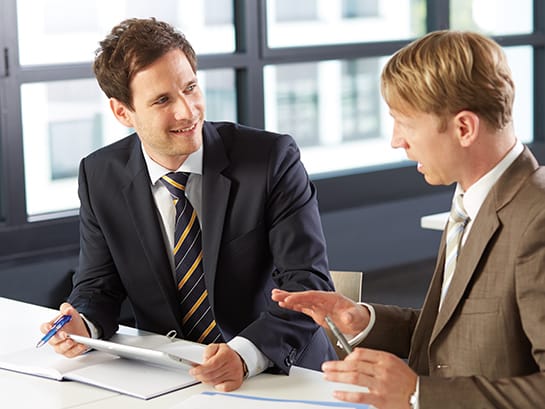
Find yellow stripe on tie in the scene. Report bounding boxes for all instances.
[197,320,217,343]
[174,211,198,255]
[178,251,203,290]
[162,175,186,191]
[182,290,208,324]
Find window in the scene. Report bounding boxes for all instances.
[267,0,426,48]
[265,57,407,174]
[450,0,533,35]
[1,0,544,260]
[21,70,236,217]
[14,0,237,217]
[342,0,379,18]
[16,0,235,66]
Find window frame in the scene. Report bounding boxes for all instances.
[0,0,544,261]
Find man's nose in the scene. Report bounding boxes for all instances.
[174,96,193,120]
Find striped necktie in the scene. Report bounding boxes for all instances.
[440,193,470,309]
[160,172,222,344]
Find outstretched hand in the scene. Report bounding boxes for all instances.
[272,289,370,336]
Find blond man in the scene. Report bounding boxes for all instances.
[274,30,545,408]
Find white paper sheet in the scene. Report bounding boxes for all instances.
[174,393,360,409]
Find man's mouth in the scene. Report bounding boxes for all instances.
[171,122,197,133]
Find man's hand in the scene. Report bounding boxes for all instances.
[272,289,369,336]
[189,343,246,392]
[323,348,418,409]
[39,302,91,358]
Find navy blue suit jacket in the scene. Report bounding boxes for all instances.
[69,121,336,373]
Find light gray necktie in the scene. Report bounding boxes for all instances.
[440,193,470,308]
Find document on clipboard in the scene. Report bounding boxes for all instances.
[68,334,204,369]
[0,333,205,399]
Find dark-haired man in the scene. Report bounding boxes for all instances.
[40,17,336,392]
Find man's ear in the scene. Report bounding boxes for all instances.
[454,110,479,148]
[109,98,134,128]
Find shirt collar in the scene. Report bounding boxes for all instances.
[142,143,204,186]
[456,139,524,220]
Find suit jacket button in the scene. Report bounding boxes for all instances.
[436,364,449,369]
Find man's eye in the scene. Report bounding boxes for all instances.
[154,96,168,105]
[186,84,196,93]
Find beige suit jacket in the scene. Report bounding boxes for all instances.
[362,147,545,408]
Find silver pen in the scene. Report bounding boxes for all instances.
[325,315,352,354]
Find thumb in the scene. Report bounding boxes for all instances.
[203,343,220,361]
[59,302,77,316]
[214,379,242,392]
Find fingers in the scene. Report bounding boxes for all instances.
[322,348,418,409]
[332,390,382,408]
[52,335,90,358]
[271,289,289,302]
[272,289,333,322]
[190,344,245,391]
[214,379,243,392]
[39,303,91,358]
[323,354,378,391]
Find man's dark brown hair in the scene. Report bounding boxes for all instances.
[93,17,197,110]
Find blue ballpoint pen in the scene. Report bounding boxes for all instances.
[36,314,72,348]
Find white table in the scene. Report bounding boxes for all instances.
[0,297,359,408]
[420,211,448,231]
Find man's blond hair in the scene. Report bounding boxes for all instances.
[381,30,514,131]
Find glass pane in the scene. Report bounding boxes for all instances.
[201,69,237,123]
[264,58,406,175]
[266,0,426,48]
[21,70,236,217]
[504,46,533,143]
[17,0,235,66]
[264,47,533,176]
[21,79,125,216]
[450,0,532,34]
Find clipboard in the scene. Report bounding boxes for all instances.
[68,334,203,370]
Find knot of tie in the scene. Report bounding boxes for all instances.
[450,193,469,226]
[161,172,189,200]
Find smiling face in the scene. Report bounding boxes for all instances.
[110,49,205,170]
[390,109,461,186]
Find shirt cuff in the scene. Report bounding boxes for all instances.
[227,336,271,378]
[338,302,376,349]
[411,377,420,409]
[79,313,101,339]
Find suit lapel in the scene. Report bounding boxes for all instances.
[430,209,499,341]
[429,147,539,344]
[409,242,445,372]
[200,122,231,310]
[121,136,181,323]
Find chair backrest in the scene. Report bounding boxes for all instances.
[327,270,364,358]
[329,270,363,303]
